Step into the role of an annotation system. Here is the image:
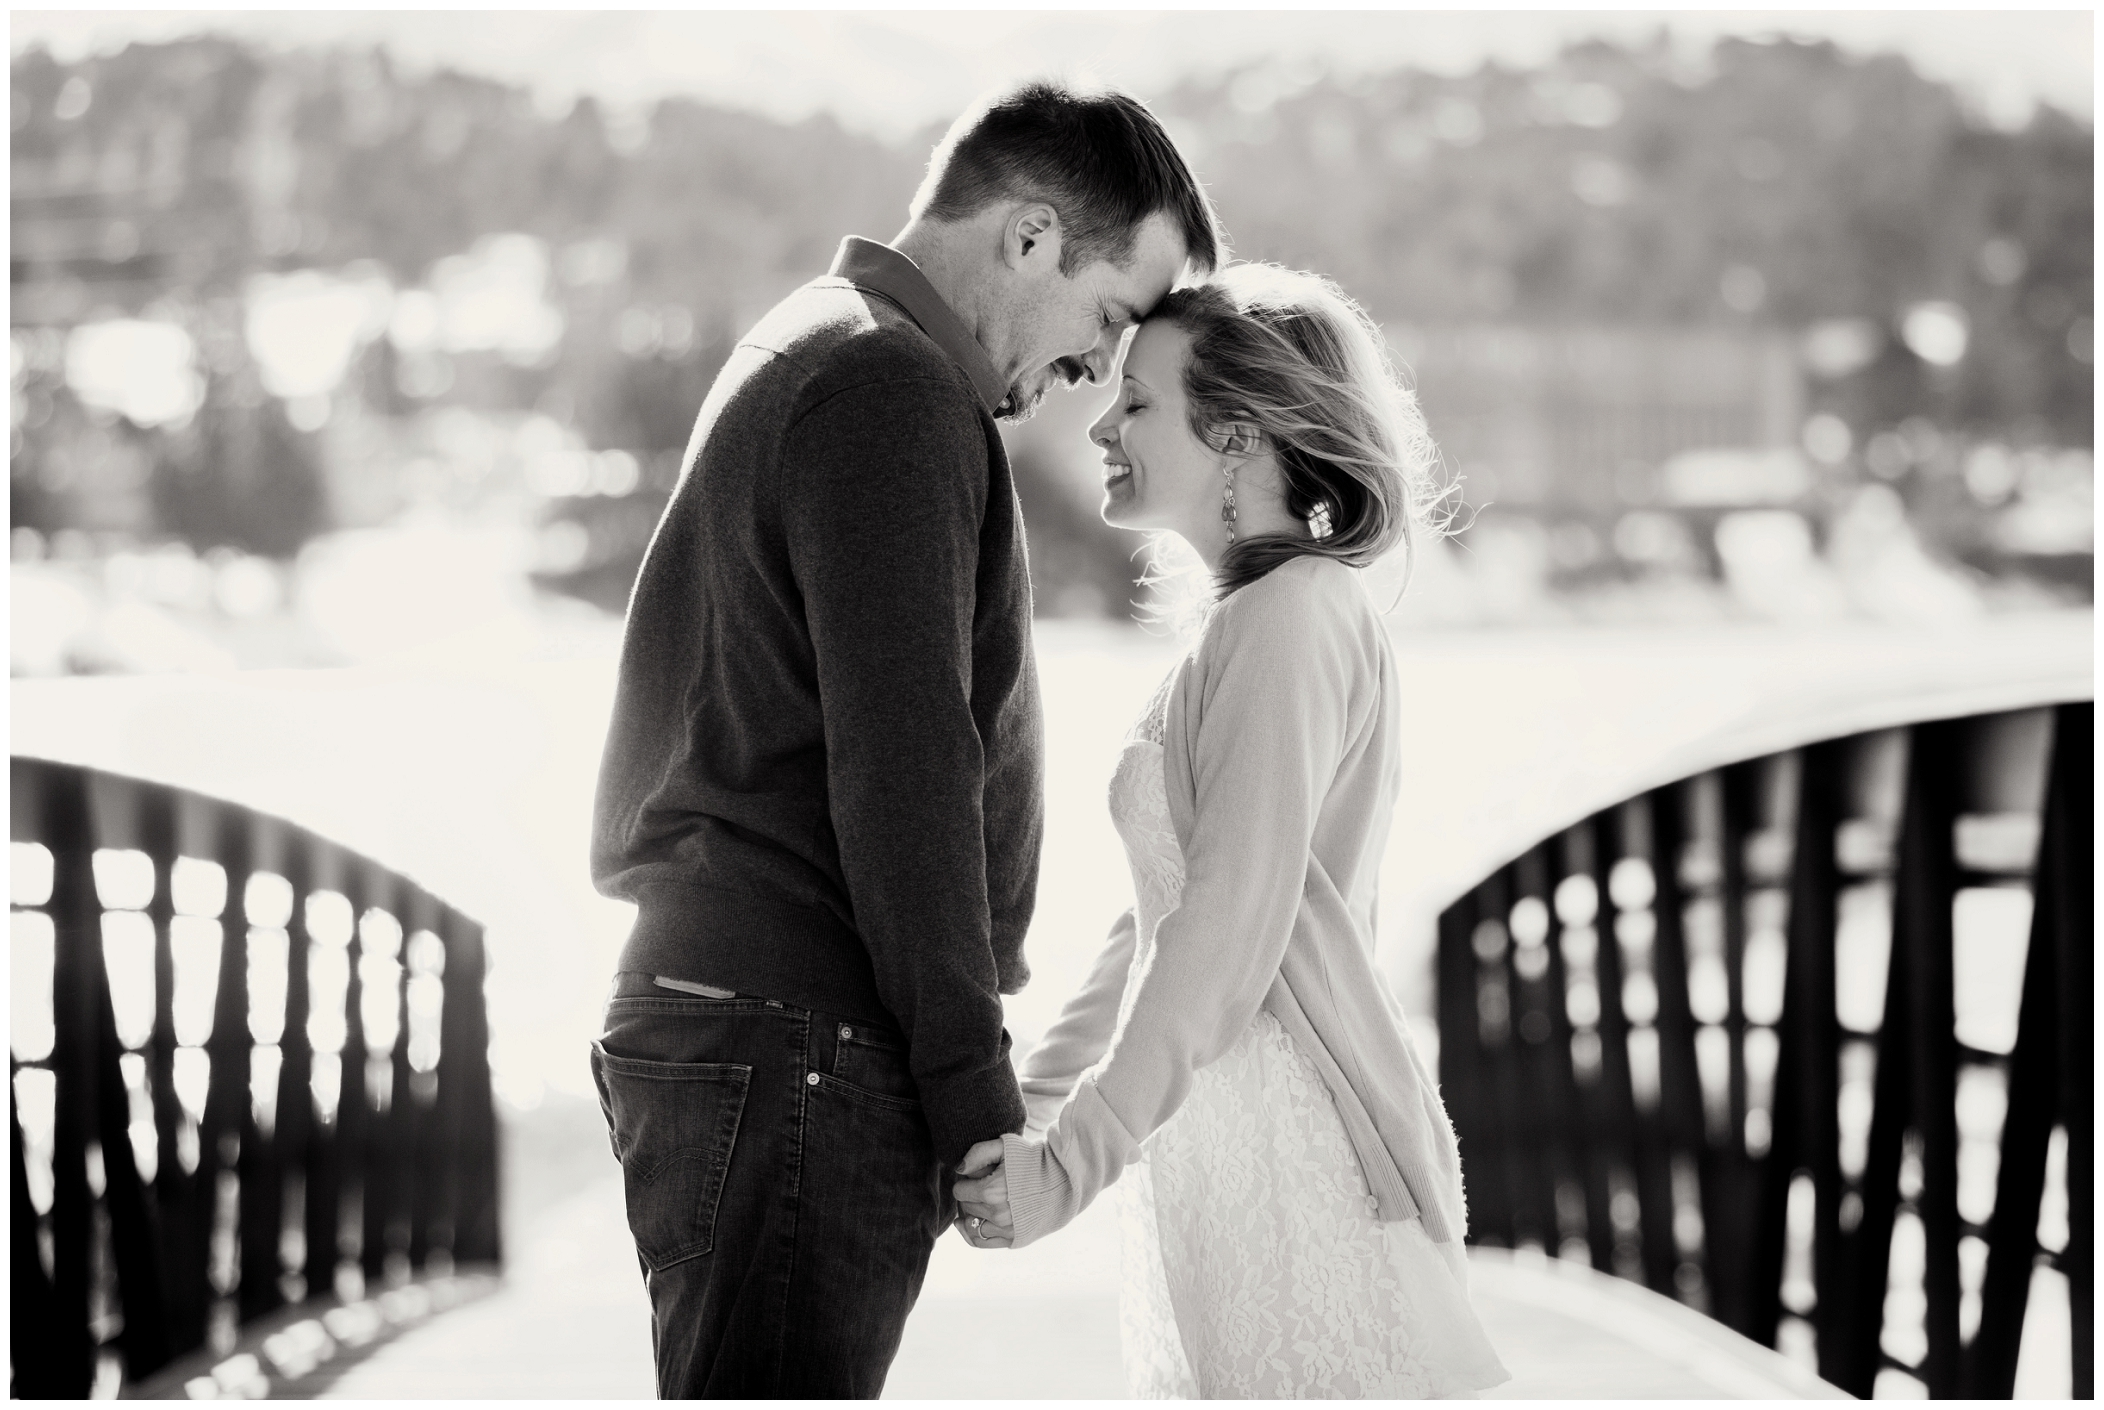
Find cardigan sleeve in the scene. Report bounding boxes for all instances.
[1016,908,1136,1135]
[1001,570,1357,1246]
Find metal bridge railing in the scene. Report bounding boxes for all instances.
[10,757,501,1397]
[1437,701,2091,1398]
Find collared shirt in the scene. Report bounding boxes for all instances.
[829,236,1009,415]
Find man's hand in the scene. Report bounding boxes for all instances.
[953,1138,1014,1248]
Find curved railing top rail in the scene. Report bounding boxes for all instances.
[7,751,475,933]
[1605,673,2090,825]
[1419,614,2091,918]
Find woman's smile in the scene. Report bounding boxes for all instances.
[1089,320,1224,539]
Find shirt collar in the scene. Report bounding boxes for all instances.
[829,237,1008,415]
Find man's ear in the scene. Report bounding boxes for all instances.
[1003,202,1062,271]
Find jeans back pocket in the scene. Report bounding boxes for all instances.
[591,1042,751,1270]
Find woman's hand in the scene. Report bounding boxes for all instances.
[953,1138,1014,1248]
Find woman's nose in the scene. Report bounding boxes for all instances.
[1089,411,1117,447]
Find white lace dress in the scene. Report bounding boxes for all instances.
[1104,679,1507,1400]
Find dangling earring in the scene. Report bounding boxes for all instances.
[1220,462,1238,546]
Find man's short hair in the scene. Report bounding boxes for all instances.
[912,80,1223,276]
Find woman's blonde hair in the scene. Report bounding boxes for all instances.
[1144,263,1446,604]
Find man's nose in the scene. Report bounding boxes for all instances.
[1078,334,1119,386]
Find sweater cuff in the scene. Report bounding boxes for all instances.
[1000,1133,1078,1249]
[1002,1077,1143,1248]
[922,1060,1027,1168]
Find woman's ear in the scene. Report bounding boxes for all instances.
[1220,423,1261,458]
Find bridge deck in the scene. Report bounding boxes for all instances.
[323,1168,1845,1400]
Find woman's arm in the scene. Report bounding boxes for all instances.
[997,570,1362,1245]
[1016,908,1137,1134]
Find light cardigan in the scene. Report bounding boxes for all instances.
[999,555,1468,1249]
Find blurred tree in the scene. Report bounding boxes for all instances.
[151,368,328,559]
[9,31,2090,612]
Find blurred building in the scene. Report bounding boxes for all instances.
[9,31,2094,678]
[1399,324,1803,510]
[1381,318,2091,625]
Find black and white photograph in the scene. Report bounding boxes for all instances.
[8,8,2091,1401]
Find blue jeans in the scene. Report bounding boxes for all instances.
[590,972,953,1398]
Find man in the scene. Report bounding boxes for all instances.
[589,80,1222,1397]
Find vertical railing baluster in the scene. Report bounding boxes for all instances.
[274,838,315,1306]
[1838,725,1923,1395]
[1478,869,1532,1249]
[1624,795,1674,1296]
[361,863,403,1288]
[236,813,284,1324]
[1706,761,1757,1334]
[13,1082,68,1396]
[1499,856,1555,1252]
[1592,813,1644,1282]
[1688,771,1745,1330]
[1523,842,1589,1264]
[1845,883,1913,1393]
[2050,704,2091,1398]
[404,888,443,1272]
[1750,753,1802,1354]
[137,783,203,1360]
[1967,703,2088,1393]
[12,761,67,1397]
[42,761,102,1395]
[85,778,170,1379]
[1901,719,1965,1396]
[199,798,254,1354]
[333,851,371,1297]
[1484,868,1544,1251]
[1801,740,1847,1369]
[1562,822,1616,1273]
[385,879,418,1282]
[394,893,421,1275]
[1757,737,1844,1363]
[445,911,501,1264]
[302,837,347,1307]
[1502,860,1539,1252]
[93,951,172,1379]
[1647,783,1709,1304]
[428,905,467,1267]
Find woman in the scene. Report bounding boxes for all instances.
[952,263,1508,1398]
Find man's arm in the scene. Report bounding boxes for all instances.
[779,375,1026,1163]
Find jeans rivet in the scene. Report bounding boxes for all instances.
[805,1071,819,1086]
[839,1025,852,1040]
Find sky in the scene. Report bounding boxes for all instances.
[11,9,2094,141]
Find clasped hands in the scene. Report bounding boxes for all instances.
[952,1137,1015,1249]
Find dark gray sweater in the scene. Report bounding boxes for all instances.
[591,239,1041,1163]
